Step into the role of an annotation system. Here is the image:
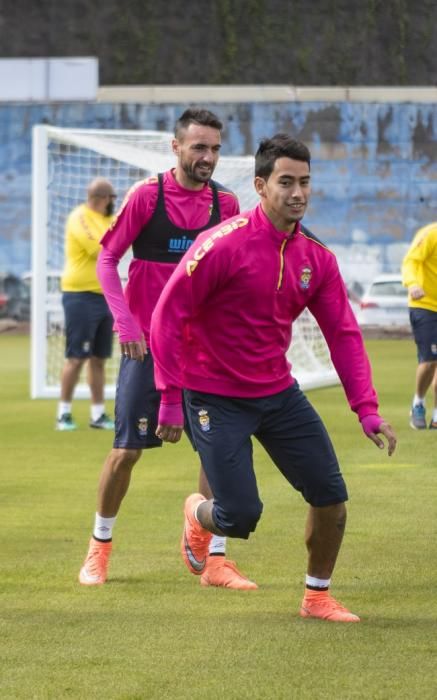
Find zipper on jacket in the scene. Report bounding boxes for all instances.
[277,238,289,290]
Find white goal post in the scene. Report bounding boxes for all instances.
[31,124,339,399]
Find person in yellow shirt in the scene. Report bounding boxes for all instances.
[401,222,437,430]
[56,178,117,431]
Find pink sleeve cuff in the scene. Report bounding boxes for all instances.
[356,402,380,421]
[160,388,183,404]
[158,402,184,427]
[360,413,383,436]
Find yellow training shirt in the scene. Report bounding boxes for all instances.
[61,204,114,293]
[401,222,437,312]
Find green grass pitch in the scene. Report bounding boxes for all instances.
[1,333,437,699]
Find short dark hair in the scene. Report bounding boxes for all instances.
[255,134,311,178]
[174,108,223,138]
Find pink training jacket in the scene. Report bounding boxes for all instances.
[150,203,379,421]
[97,169,239,344]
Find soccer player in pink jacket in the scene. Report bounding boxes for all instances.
[150,133,397,622]
[78,109,256,590]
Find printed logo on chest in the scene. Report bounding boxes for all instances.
[299,266,312,290]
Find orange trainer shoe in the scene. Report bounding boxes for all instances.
[201,556,258,590]
[300,590,360,622]
[78,537,112,586]
[181,493,212,575]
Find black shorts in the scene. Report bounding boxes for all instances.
[409,308,437,363]
[113,353,194,450]
[62,291,113,359]
[184,383,348,531]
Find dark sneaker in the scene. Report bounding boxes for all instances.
[89,413,115,430]
[429,420,437,430]
[409,404,426,430]
[56,413,77,431]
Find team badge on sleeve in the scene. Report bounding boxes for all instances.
[198,409,211,432]
[300,266,312,290]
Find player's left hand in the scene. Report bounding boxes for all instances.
[155,424,183,443]
[361,414,397,456]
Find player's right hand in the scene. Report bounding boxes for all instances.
[120,336,148,361]
[409,285,425,300]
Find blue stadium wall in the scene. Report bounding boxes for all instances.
[1,100,436,288]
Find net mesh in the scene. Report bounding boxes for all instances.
[33,126,338,398]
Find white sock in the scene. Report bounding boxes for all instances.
[413,395,425,407]
[305,574,331,589]
[91,404,105,421]
[209,535,226,555]
[93,513,116,541]
[433,408,437,422]
[58,402,72,419]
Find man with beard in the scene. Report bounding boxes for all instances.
[56,177,116,432]
[78,109,257,591]
[151,133,397,622]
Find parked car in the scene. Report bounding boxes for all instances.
[357,274,410,326]
[357,273,409,327]
[0,290,8,316]
[22,270,64,329]
[0,274,31,321]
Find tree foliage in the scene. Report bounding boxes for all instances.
[0,0,436,85]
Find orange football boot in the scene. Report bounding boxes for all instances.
[79,538,112,586]
[300,590,360,622]
[181,493,212,575]
[201,556,258,590]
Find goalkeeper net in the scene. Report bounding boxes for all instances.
[31,124,339,398]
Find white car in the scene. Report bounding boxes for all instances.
[357,274,410,327]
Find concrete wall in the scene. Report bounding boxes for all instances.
[1,89,436,288]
